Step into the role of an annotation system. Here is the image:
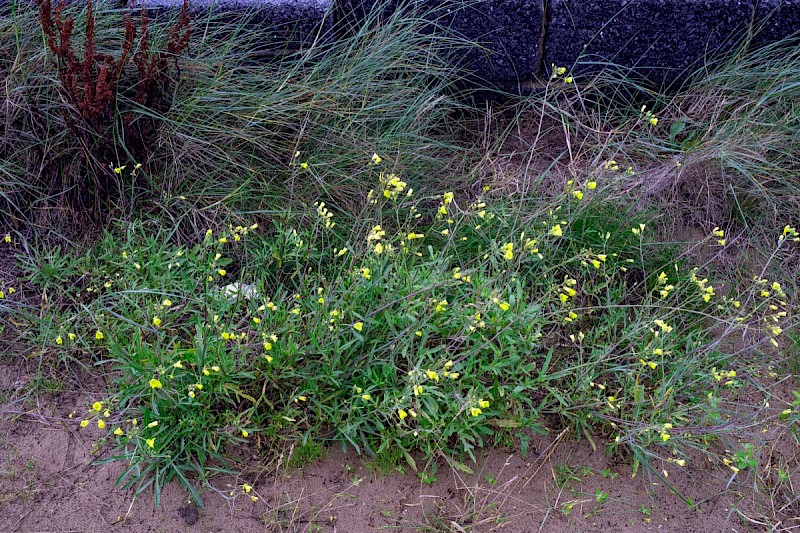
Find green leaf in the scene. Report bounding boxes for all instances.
[403,450,417,471]
[450,459,474,475]
[488,418,520,428]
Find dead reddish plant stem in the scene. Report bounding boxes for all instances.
[35,0,190,219]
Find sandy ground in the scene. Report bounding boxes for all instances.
[1,359,785,533]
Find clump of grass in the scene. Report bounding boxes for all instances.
[514,36,800,233]
[2,0,476,230]
[148,0,476,224]
[13,156,797,505]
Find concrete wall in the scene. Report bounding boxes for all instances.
[13,0,800,89]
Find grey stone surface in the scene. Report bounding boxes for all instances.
[545,0,753,85]
[137,0,333,49]
[336,0,544,85]
[753,0,800,48]
[12,0,800,89]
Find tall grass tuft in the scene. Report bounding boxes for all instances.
[147,1,477,229]
[2,1,478,232]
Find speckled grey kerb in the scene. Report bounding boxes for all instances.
[545,0,753,85]
[336,0,544,85]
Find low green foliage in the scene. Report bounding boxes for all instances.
[3,0,800,518]
[9,163,797,505]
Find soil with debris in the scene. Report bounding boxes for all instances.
[1,359,789,533]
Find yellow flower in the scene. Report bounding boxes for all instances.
[300,162,309,170]
[498,301,510,311]
[145,438,156,449]
[149,378,163,389]
[564,76,573,84]
[653,320,673,333]
[68,333,77,341]
[587,181,597,190]
[147,420,159,428]
[250,496,259,502]
[470,407,482,417]
[242,483,252,493]
[97,419,106,429]
[500,242,514,261]
[152,316,161,327]
[549,224,563,237]
[361,394,371,401]
[3,234,10,243]
[353,322,364,332]
[371,153,382,165]
[572,190,584,200]
[649,117,658,126]
[114,427,124,436]
[162,299,172,307]
[479,399,490,409]
[426,370,439,382]
[217,269,226,276]
[413,384,424,396]
[92,401,103,412]
[398,409,408,420]
[660,432,670,442]
[80,420,89,428]
[95,330,104,340]
[56,336,63,345]
[242,429,249,437]
[103,409,110,418]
